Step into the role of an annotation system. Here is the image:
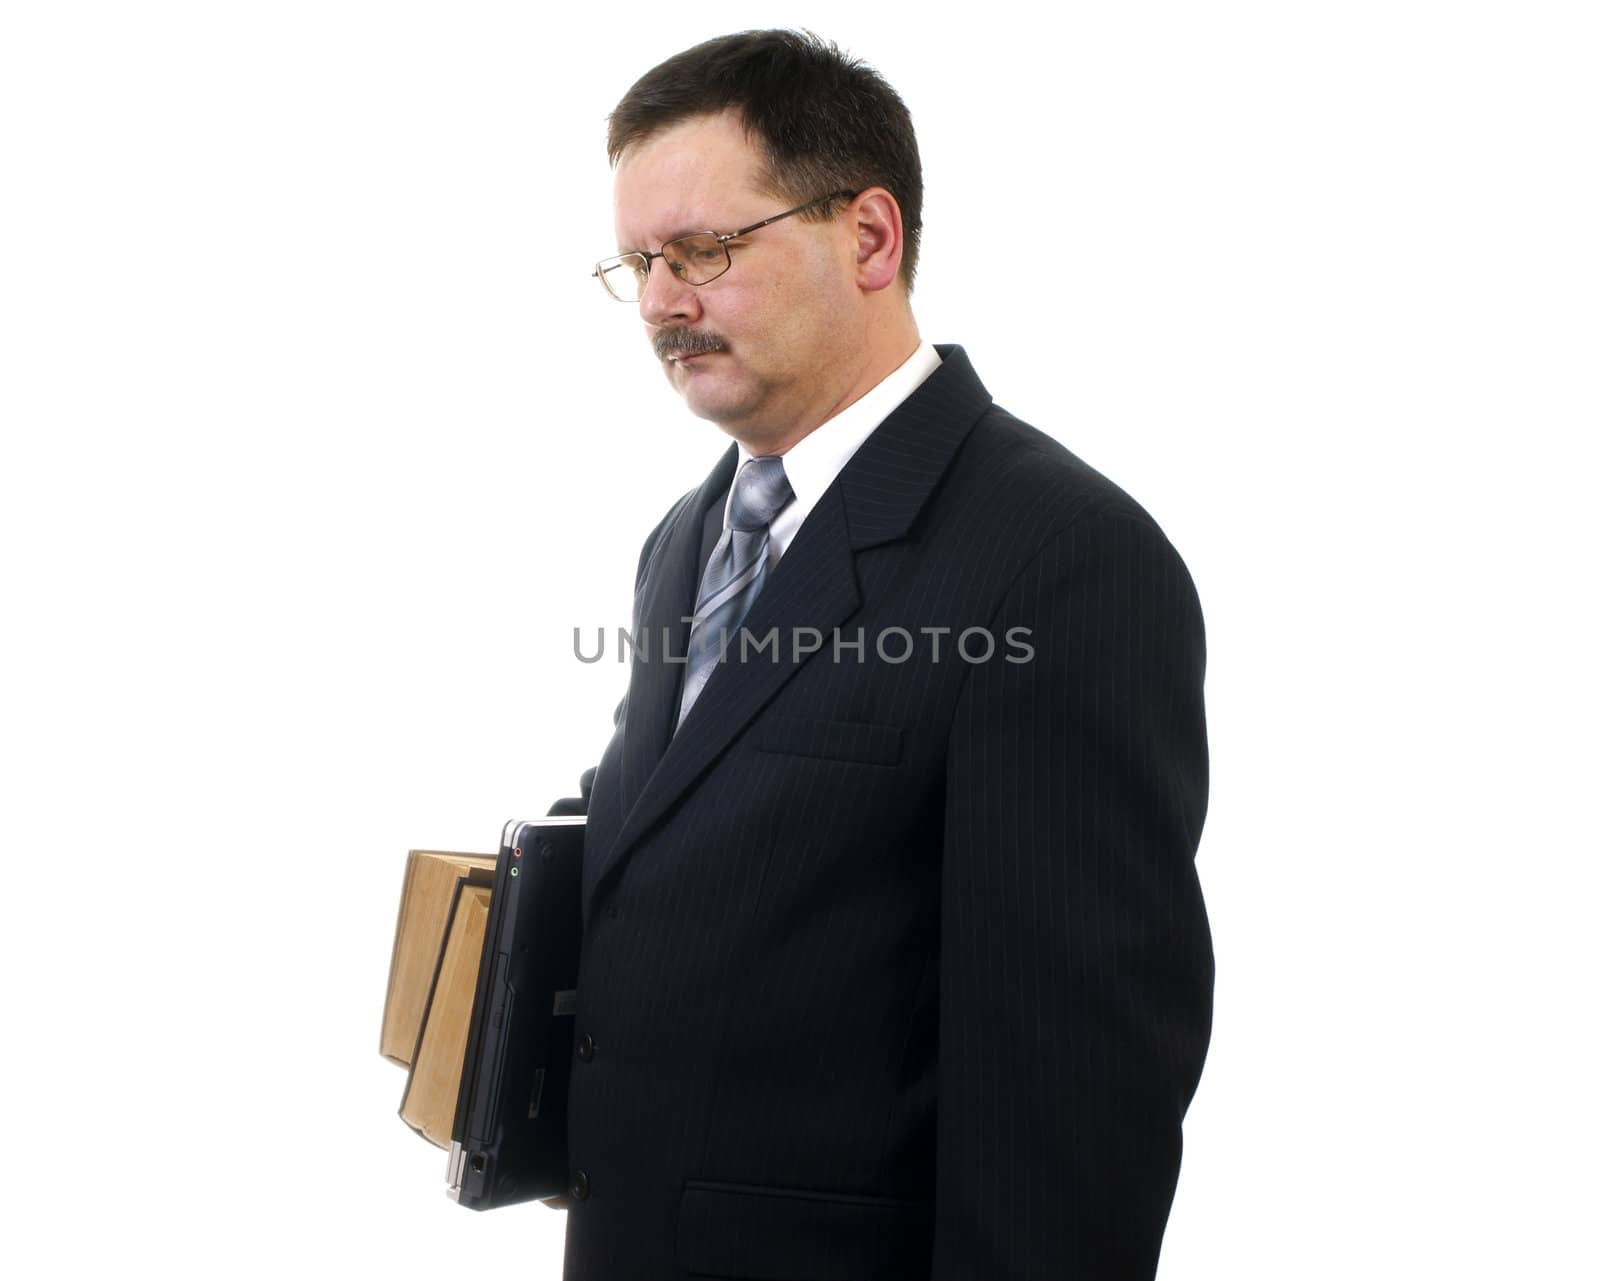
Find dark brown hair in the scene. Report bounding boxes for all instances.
[607,29,924,290]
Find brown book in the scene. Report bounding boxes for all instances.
[380,849,495,1066]
[401,879,494,1148]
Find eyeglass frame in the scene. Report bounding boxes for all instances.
[592,190,860,302]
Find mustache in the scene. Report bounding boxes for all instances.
[653,328,728,362]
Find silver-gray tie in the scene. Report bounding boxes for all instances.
[676,456,794,729]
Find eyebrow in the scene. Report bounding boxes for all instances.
[619,229,694,255]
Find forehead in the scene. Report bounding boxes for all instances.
[613,111,771,248]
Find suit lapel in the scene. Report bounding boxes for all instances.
[834,344,993,552]
[590,345,993,908]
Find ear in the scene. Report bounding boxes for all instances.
[849,188,905,293]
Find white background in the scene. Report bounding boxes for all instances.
[2,2,1595,1277]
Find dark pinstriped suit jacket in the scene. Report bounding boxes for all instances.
[561,345,1212,1280]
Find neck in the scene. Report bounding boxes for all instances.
[741,306,922,457]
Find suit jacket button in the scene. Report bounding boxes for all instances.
[577,1033,595,1062]
[569,1170,590,1201]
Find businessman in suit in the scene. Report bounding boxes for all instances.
[555,30,1212,1280]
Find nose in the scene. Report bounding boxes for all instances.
[639,255,702,328]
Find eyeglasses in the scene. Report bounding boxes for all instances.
[593,191,858,303]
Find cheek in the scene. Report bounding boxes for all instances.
[719,289,798,359]
[714,247,844,366]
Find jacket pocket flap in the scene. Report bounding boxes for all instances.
[678,1181,930,1281]
[752,717,902,766]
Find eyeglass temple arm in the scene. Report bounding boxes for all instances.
[720,190,859,242]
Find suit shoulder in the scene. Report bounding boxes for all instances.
[969,404,1151,521]
[930,403,1200,615]
[959,402,1178,549]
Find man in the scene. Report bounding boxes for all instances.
[554,29,1212,1281]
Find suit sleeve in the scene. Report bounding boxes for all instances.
[934,511,1213,1280]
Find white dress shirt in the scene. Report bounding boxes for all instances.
[725,340,942,570]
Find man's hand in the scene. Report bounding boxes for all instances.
[540,1195,571,1211]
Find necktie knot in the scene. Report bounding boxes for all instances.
[727,456,793,532]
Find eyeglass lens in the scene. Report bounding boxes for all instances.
[600,234,730,302]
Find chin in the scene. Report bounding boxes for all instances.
[680,372,763,430]
[687,397,758,433]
